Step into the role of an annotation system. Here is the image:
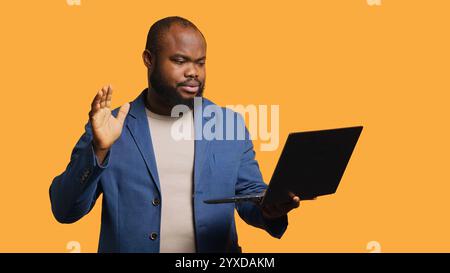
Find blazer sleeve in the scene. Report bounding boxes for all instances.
[234,118,288,239]
[49,121,110,224]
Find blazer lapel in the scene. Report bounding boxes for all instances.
[193,99,212,191]
[126,89,161,195]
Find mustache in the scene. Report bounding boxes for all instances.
[178,79,202,87]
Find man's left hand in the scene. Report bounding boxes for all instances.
[261,193,301,220]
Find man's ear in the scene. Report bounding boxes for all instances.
[142,49,153,69]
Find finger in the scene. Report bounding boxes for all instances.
[285,196,300,209]
[116,102,130,125]
[90,89,103,118]
[100,86,108,108]
[288,191,299,199]
[91,89,102,109]
[106,85,113,108]
[287,192,301,205]
[276,198,300,212]
[278,197,299,207]
[291,199,300,209]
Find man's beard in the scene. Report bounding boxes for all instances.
[150,66,205,110]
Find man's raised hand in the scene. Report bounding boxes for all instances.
[89,85,130,163]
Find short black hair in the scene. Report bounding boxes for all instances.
[145,16,205,55]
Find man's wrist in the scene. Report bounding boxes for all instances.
[92,142,110,165]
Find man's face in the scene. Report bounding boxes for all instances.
[149,24,206,109]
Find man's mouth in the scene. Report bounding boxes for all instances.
[179,85,199,94]
[178,81,200,94]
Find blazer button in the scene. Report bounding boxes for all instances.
[149,232,158,240]
[152,198,160,206]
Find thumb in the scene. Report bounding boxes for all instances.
[116,102,130,125]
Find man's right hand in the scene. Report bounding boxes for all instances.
[89,85,130,164]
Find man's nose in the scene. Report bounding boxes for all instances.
[184,63,199,79]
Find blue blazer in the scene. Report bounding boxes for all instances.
[50,89,288,253]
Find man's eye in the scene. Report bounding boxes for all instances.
[173,59,185,64]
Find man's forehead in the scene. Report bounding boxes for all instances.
[160,24,206,56]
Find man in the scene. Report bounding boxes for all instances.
[50,16,300,253]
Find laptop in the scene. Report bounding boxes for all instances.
[204,126,363,206]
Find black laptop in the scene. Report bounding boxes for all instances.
[204,126,363,206]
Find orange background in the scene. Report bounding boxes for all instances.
[0,0,449,252]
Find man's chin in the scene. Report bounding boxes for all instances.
[168,95,194,110]
[178,92,198,100]
[176,90,203,107]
